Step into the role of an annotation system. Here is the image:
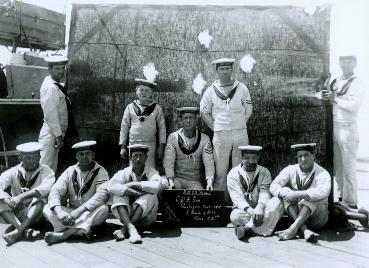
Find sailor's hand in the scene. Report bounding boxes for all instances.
[156,144,165,161]
[128,182,143,192]
[206,179,213,191]
[252,204,265,227]
[278,187,291,199]
[284,191,300,204]
[8,196,23,209]
[55,136,64,149]
[120,146,128,159]
[57,211,74,226]
[69,206,86,222]
[167,177,175,190]
[125,188,143,197]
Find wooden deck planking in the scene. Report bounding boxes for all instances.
[156,227,285,267]
[91,239,195,268]
[183,228,363,268]
[70,241,155,268]
[12,240,87,268]
[33,239,109,267]
[138,235,228,268]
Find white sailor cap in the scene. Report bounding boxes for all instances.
[44,55,68,64]
[238,145,263,154]
[72,140,97,151]
[290,143,316,152]
[16,142,42,153]
[212,58,235,68]
[127,144,150,154]
[339,55,357,61]
[177,106,199,115]
[135,78,157,88]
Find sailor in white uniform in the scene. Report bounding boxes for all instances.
[270,143,331,243]
[323,55,365,209]
[227,145,283,240]
[200,58,252,203]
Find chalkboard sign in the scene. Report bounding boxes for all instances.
[161,189,225,227]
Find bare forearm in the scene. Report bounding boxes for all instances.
[201,113,214,131]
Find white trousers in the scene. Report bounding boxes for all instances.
[213,129,249,202]
[230,197,284,236]
[43,204,109,233]
[39,127,59,172]
[111,194,158,227]
[333,121,359,206]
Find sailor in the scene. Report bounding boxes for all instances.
[108,144,163,244]
[270,143,331,242]
[227,145,284,240]
[323,55,365,209]
[163,107,215,190]
[0,142,55,245]
[119,78,166,169]
[43,140,109,245]
[200,58,252,202]
[39,55,77,172]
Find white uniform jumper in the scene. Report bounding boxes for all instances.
[0,164,55,223]
[227,164,284,236]
[164,129,215,189]
[39,76,68,172]
[200,79,252,199]
[270,163,331,229]
[119,100,166,169]
[108,166,162,226]
[331,75,365,206]
[43,162,109,234]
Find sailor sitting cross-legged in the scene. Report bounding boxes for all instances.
[227,145,284,240]
[108,144,163,244]
[270,143,331,243]
[0,142,55,246]
[43,140,109,245]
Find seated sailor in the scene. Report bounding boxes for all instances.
[0,142,55,245]
[227,145,284,240]
[43,140,109,245]
[108,144,163,244]
[164,107,215,190]
[270,143,331,243]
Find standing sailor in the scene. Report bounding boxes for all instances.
[200,58,252,202]
[323,55,365,209]
[39,55,77,172]
[227,145,283,240]
[119,79,166,169]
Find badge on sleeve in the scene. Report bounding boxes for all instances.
[204,142,213,154]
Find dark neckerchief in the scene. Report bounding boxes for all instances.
[213,83,238,102]
[294,170,315,191]
[132,101,157,121]
[129,172,148,182]
[54,82,78,139]
[17,169,40,190]
[239,168,259,193]
[330,77,356,96]
[177,131,202,155]
[72,167,100,197]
